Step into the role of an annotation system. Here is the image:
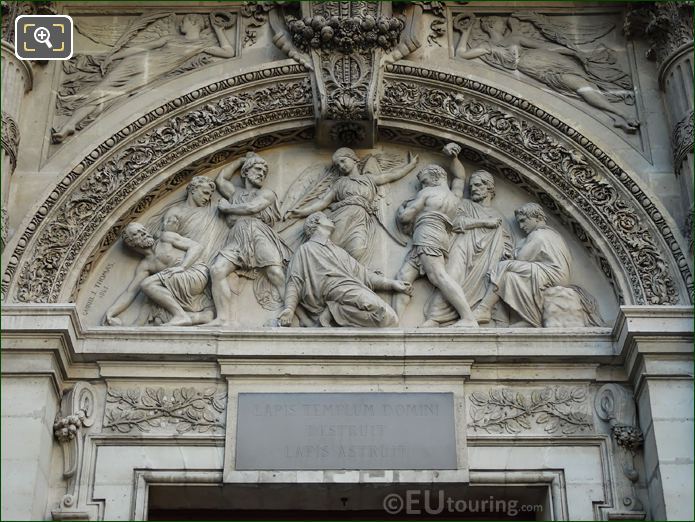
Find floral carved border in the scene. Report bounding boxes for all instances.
[379,64,691,305]
[3,64,313,302]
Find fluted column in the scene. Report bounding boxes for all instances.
[0,2,40,250]
[625,3,694,250]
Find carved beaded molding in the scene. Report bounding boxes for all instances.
[2,63,691,306]
[3,64,313,302]
[380,64,692,305]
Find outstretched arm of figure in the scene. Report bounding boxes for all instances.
[372,151,419,185]
[458,46,491,59]
[203,23,236,58]
[104,263,151,325]
[162,232,204,269]
[287,189,336,218]
[215,157,245,199]
[218,190,274,216]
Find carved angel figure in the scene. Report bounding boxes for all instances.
[206,153,292,326]
[283,147,418,264]
[52,12,236,143]
[456,12,639,132]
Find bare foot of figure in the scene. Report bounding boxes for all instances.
[51,125,75,144]
[612,115,640,133]
[452,318,479,328]
[474,305,492,324]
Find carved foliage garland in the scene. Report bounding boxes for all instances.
[673,109,694,174]
[469,387,593,435]
[5,65,312,302]
[104,386,226,434]
[380,65,689,305]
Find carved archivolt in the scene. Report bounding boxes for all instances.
[380,64,691,305]
[3,64,313,303]
[1,64,691,308]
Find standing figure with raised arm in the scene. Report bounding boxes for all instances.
[206,153,291,326]
[391,143,478,327]
[422,145,513,327]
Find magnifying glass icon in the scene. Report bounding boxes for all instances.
[34,26,53,48]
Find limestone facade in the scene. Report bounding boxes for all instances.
[1,2,692,520]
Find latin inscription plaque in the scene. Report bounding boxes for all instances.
[235,393,457,470]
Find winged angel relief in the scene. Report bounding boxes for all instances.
[52,11,236,143]
[282,148,418,264]
[455,12,639,133]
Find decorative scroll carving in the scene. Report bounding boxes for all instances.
[0,205,7,252]
[53,11,237,143]
[672,109,694,174]
[11,70,313,303]
[624,2,694,70]
[278,211,410,327]
[469,387,593,434]
[418,2,446,47]
[454,11,638,133]
[51,382,97,519]
[380,66,688,305]
[595,384,645,512]
[1,110,19,169]
[104,386,226,434]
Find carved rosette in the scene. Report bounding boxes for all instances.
[380,65,690,305]
[52,382,97,518]
[1,110,19,169]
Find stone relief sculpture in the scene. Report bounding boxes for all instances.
[104,220,212,326]
[98,145,607,329]
[392,145,479,327]
[474,202,571,327]
[52,11,237,143]
[278,212,411,327]
[283,148,418,264]
[207,153,292,326]
[422,145,514,327]
[454,12,639,132]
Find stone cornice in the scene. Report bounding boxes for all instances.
[5,304,690,386]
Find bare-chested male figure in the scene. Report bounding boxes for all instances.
[392,145,478,327]
[104,217,212,326]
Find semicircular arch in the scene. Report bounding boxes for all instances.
[2,63,691,307]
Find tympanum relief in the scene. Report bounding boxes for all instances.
[80,143,616,329]
[52,10,237,144]
[453,11,639,133]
